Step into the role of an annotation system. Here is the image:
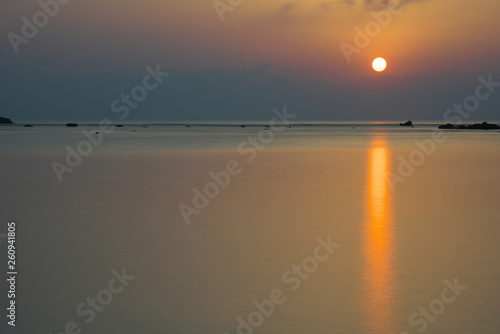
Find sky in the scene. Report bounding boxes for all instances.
[1,0,500,121]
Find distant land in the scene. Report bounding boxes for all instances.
[438,121,500,130]
[0,117,13,124]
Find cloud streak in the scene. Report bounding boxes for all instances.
[318,0,427,11]
[280,2,299,13]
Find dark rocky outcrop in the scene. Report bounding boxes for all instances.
[116,125,124,128]
[438,123,455,129]
[0,117,14,124]
[399,120,413,127]
[438,121,500,130]
[23,124,34,127]
[66,123,78,127]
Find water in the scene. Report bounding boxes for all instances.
[1,122,500,334]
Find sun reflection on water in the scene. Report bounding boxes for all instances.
[363,139,396,333]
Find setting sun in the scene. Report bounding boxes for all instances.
[372,57,387,72]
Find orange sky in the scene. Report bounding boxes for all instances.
[1,0,500,120]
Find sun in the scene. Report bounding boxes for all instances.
[372,57,387,72]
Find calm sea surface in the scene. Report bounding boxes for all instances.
[1,121,500,334]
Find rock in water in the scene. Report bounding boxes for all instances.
[66,123,78,127]
[399,120,413,127]
[438,123,455,129]
[468,122,500,130]
[0,117,14,124]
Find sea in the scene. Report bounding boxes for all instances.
[1,120,500,334]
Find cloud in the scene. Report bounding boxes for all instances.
[319,0,426,11]
[280,2,298,14]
